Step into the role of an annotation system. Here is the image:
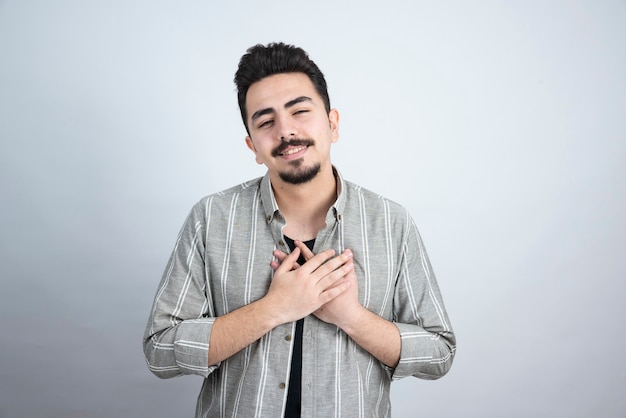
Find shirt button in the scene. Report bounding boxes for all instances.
[266,215,272,222]
[278,240,285,247]
[285,335,292,341]
[279,383,286,389]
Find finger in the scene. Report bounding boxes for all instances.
[294,240,315,261]
[299,248,336,273]
[273,249,289,261]
[270,258,300,271]
[319,277,351,302]
[272,250,301,269]
[310,249,353,277]
[274,247,300,274]
[316,259,354,289]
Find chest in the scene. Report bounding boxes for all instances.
[204,219,401,319]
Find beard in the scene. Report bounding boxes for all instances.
[278,160,321,185]
[272,138,320,185]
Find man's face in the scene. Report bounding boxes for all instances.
[244,72,339,185]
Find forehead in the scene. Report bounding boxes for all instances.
[245,72,320,113]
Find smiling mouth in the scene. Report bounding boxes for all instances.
[272,139,314,157]
[280,146,307,156]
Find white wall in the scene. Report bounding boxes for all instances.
[1,1,624,417]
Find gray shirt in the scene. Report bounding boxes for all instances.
[143,168,456,417]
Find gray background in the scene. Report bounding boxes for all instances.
[1,1,625,417]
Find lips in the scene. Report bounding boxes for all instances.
[272,139,314,157]
[279,146,307,156]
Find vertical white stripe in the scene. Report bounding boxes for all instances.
[231,345,252,418]
[358,190,371,308]
[171,221,203,324]
[380,200,394,316]
[149,222,186,335]
[413,219,451,332]
[233,193,261,417]
[365,357,374,391]
[245,192,260,305]
[334,332,342,418]
[254,332,273,417]
[220,193,239,314]
[353,340,365,418]
[204,197,215,317]
[220,361,228,418]
[217,194,240,417]
[401,239,422,326]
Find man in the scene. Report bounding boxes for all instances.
[143,42,455,417]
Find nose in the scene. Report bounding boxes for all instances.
[276,116,297,141]
[280,133,296,141]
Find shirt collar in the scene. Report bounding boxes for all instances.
[260,166,346,223]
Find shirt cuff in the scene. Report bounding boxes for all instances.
[173,318,218,377]
[391,322,447,381]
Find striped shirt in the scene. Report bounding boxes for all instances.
[143,168,456,418]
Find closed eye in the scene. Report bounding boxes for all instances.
[257,119,274,129]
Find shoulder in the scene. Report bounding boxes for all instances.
[189,177,263,214]
[342,180,425,249]
[343,179,409,217]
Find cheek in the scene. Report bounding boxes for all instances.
[251,142,274,164]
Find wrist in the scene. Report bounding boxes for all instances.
[336,304,368,336]
[253,295,285,330]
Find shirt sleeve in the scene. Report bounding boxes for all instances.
[143,200,219,379]
[391,213,456,380]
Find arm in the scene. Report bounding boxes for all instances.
[143,203,214,378]
[143,202,355,378]
[272,244,401,368]
[207,247,354,365]
[274,223,455,378]
[391,215,456,380]
[325,295,402,369]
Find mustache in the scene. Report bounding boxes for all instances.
[271,139,314,157]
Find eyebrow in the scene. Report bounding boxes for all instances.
[250,96,313,122]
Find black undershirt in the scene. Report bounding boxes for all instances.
[283,236,315,418]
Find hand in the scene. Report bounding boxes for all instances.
[271,244,400,368]
[265,246,353,324]
[272,242,361,329]
[313,256,360,328]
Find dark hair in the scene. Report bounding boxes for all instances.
[234,42,331,133]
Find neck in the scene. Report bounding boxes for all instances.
[271,165,337,241]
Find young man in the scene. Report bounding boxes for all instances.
[143,42,456,417]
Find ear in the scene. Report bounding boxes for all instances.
[245,136,264,165]
[329,109,340,143]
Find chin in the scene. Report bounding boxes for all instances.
[278,163,321,185]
